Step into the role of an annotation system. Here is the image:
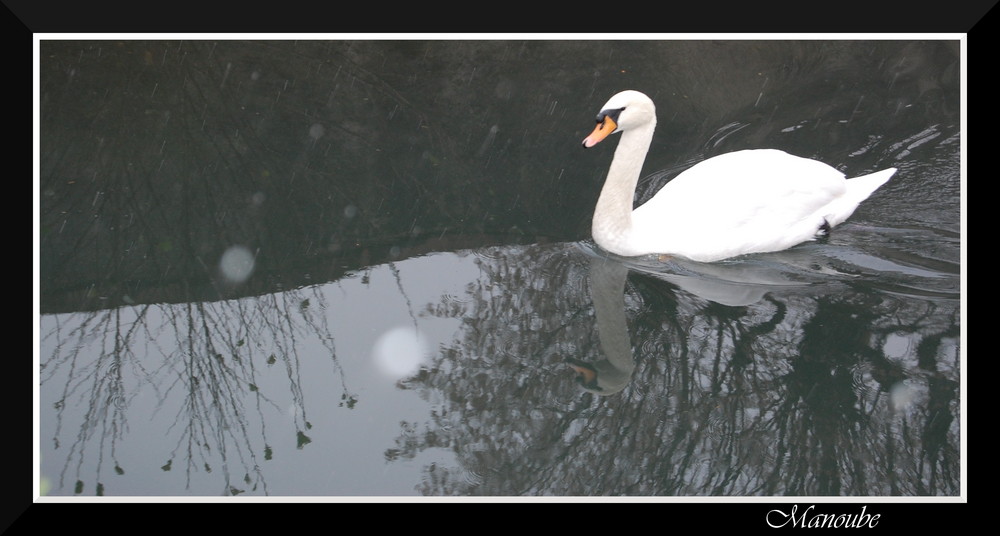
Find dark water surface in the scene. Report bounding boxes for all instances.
[37,39,962,497]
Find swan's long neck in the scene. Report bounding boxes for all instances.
[592,122,654,255]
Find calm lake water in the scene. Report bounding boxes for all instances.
[36,39,963,497]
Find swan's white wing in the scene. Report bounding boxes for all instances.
[630,150,850,261]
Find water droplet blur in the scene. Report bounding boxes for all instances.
[309,123,325,140]
[219,245,255,284]
[890,381,916,411]
[372,326,428,380]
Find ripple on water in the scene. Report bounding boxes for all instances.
[463,467,486,488]
[471,244,512,262]
[849,361,879,400]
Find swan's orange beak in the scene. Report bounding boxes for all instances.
[582,115,617,148]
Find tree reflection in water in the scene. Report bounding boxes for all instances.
[40,284,354,496]
[388,243,959,496]
[39,238,959,496]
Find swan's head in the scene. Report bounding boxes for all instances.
[582,90,656,148]
[566,357,632,396]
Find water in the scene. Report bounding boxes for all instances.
[36,38,962,497]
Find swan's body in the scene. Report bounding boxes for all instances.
[583,90,896,262]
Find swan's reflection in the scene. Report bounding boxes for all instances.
[566,242,852,394]
[568,255,633,395]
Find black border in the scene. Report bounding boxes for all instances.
[6,0,998,33]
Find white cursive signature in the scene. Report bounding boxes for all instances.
[766,504,881,528]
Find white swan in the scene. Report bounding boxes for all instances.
[582,90,897,262]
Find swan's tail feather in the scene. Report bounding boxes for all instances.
[823,167,897,227]
[847,167,896,201]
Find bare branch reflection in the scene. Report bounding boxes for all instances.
[40,283,354,495]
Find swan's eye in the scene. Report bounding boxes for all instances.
[596,107,625,130]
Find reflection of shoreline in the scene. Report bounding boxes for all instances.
[38,232,532,315]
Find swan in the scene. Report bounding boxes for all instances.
[582,90,897,262]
